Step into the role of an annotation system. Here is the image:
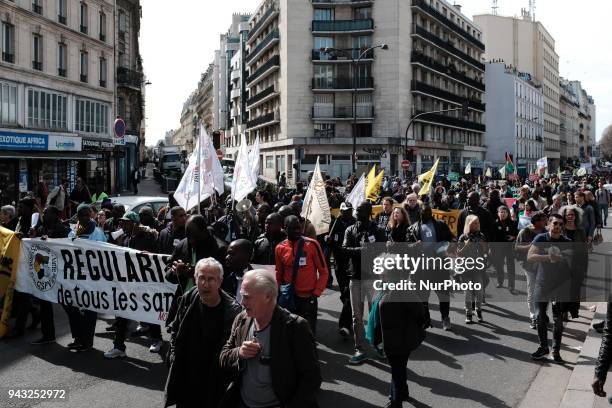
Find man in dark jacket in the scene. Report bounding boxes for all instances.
[165,215,226,329]
[343,201,386,364]
[457,192,495,241]
[139,206,164,232]
[406,202,455,331]
[223,239,253,300]
[157,206,187,255]
[326,202,355,337]
[252,213,286,265]
[219,269,321,408]
[165,258,241,408]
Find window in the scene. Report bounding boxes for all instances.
[353,35,372,50]
[314,65,333,88]
[313,94,333,117]
[118,10,126,38]
[275,156,285,173]
[58,0,67,24]
[32,0,43,15]
[32,34,43,71]
[353,123,372,138]
[99,12,106,41]
[27,88,67,130]
[2,22,14,63]
[265,155,274,169]
[0,81,17,125]
[80,2,88,34]
[80,51,88,82]
[58,42,67,77]
[354,7,372,19]
[99,57,107,87]
[314,36,333,59]
[75,98,109,135]
[314,8,332,20]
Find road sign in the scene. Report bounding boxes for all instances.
[113,117,126,146]
[401,160,411,169]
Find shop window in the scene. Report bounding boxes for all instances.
[27,88,67,130]
[0,81,17,125]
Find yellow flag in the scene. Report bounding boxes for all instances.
[0,227,22,338]
[418,158,439,196]
[366,169,384,202]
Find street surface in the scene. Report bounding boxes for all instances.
[1,176,611,408]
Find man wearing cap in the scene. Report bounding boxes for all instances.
[343,201,387,364]
[62,203,106,351]
[327,201,356,337]
[104,211,161,358]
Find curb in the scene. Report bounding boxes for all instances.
[559,301,607,408]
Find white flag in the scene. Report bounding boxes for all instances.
[536,157,548,170]
[231,134,257,203]
[174,126,225,211]
[248,135,260,185]
[347,172,366,210]
[301,157,331,235]
[464,162,472,174]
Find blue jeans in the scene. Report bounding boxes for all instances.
[599,204,609,225]
[388,353,410,402]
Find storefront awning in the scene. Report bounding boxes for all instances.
[0,151,97,160]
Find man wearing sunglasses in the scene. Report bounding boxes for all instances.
[527,213,572,363]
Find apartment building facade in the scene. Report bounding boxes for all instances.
[474,11,561,171]
[219,0,487,184]
[484,62,544,175]
[0,0,116,204]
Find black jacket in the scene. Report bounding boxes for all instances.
[406,219,455,243]
[457,206,495,241]
[596,302,612,382]
[342,221,386,280]
[493,218,518,242]
[157,222,186,255]
[219,306,321,408]
[379,291,427,356]
[164,288,241,407]
[253,232,286,265]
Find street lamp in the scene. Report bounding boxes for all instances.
[320,44,389,174]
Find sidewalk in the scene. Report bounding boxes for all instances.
[113,164,165,197]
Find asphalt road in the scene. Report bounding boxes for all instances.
[1,176,610,408]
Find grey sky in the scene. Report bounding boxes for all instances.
[141,0,610,146]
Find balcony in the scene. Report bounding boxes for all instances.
[117,66,143,89]
[58,15,67,24]
[231,106,240,117]
[247,6,279,43]
[80,25,88,35]
[312,19,374,33]
[312,0,372,4]
[412,80,485,111]
[32,61,42,71]
[246,29,279,64]
[312,76,374,90]
[2,52,14,63]
[411,50,484,91]
[230,69,240,81]
[246,55,280,85]
[58,68,66,77]
[312,105,374,120]
[80,74,88,83]
[411,0,485,51]
[412,25,484,71]
[414,110,485,132]
[246,85,277,107]
[312,48,374,61]
[230,87,241,99]
[247,110,280,130]
[32,3,42,14]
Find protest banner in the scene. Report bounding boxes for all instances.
[15,238,177,325]
[431,209,461,236]
[0,227,21,337]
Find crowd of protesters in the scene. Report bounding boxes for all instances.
[1,167,612,408]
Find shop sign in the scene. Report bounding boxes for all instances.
[83,138,114,151]
[48,135,82,152]
[0,130,47,150]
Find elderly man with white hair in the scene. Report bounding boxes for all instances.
[164,258,241,408]
[0,205,18,231]
[219,269,321,408]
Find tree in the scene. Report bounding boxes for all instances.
[600,125,612,159]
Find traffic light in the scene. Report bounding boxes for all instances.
[461,100,469,117]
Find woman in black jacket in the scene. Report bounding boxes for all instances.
[493,205,518,293]
[379,264,427,407]
[388,207,411,243]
